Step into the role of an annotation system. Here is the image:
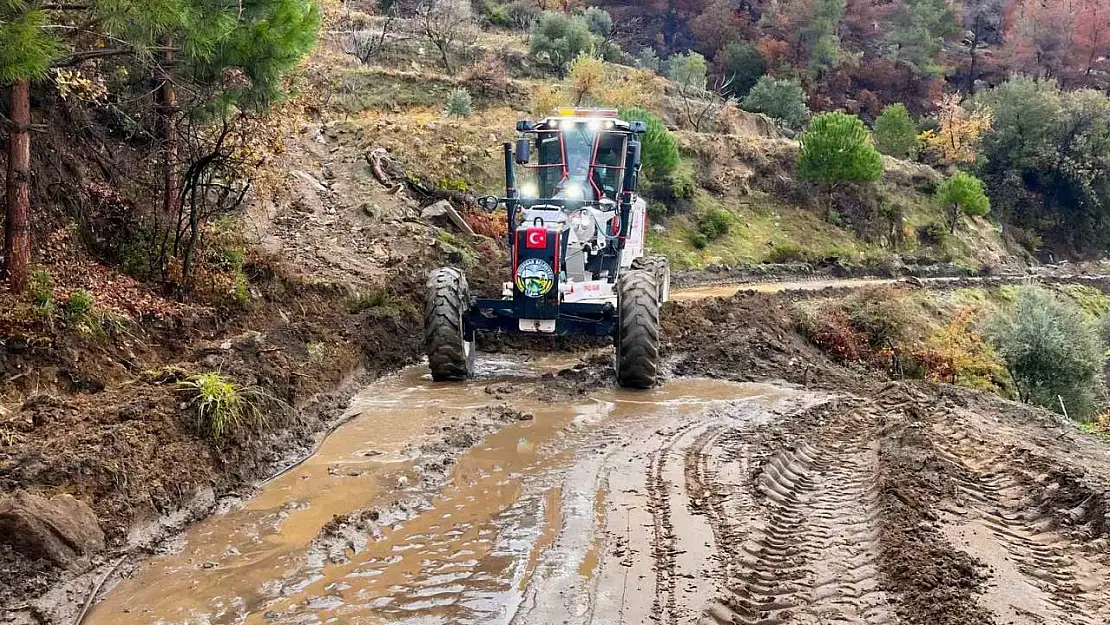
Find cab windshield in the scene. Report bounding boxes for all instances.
[531,122,627,203]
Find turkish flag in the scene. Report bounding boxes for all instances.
[525,228,548,249]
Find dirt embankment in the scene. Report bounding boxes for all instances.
[662,290,1110,623]
[0,264,431,613]
[662,290,853,387]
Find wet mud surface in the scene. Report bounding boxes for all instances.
[51,289,1110,624]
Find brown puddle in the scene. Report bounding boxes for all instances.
[85,357,801,625]
[670,278,901,301]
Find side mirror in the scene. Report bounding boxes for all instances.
[516,120,535,132]
[515,138,531,165]
[628,140,642,168]
[629,121,647,134]
[478,196,500,212]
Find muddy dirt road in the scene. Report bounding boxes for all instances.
[82,356,821,624]
[64,282,1110,625]
[77,343,1110,624]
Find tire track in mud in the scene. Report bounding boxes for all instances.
[645,419,716,624]
[931,417,1110,624]
[688,403,892,625]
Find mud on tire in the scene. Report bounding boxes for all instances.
[616,269,661,389]
[424,267,475,381]
[631,255,671,303]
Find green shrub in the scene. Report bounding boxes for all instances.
[690,231,710,249]
[741,76,810,130]
[986,286,1105,420]
[480,1,512,27]
[666,51,708,92]
[917,221,948,245]
[62,289,95,323]
[1008,226,1043,254]
[765,242,810,264]
[28,269,54,311]
[842,288,912,350]
[529,11,594,75]
[618,106,680,179]
[178,373,272,444]
[873,103,920,159]
[974,78,1110,252]
[797,112,884,190]
[647,202,668,222]
[665,160,697,199]
[696,208,731,241]
[717,42,765,99]
[445,87,474,117]
[936,171,990,233]
[636,47,660,72]
[581,6,613,38]
[348,289,401,313]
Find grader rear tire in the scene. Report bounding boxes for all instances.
[424,267,475,381]
[616,269,661,389]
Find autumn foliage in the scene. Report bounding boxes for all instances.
[921,94,993,165]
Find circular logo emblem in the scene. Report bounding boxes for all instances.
[515,258,555,298]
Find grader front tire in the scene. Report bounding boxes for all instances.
[616,269,661,389]
[424,267,475,382]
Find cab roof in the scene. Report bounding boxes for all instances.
[518,108,643,134]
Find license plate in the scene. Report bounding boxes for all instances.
[519,319,556,333]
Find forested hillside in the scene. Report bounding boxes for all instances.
[482,0,1110,256]
[592,0,1107,110]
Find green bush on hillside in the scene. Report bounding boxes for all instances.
[741,76,810,130]
[445,87,473,117]
[581,7,612,38]
[717,42,765,99]
[618,106,679,179]
[873,103,919,159]
[666,51,708,92]
[936,171,990,233]
[696,208,731,241]
[529,11,593,75]
[797,112,884,190]
[974,78,1110,253]
[636,48,660,72]
[986,286,1105,420]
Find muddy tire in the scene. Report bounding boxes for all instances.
[632,255,671,303]
[424,267,475,382]
[616,269,661,389]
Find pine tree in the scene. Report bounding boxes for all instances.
[872,103,920,159]
[887,0,960,77]
[0,0,320,292]
[937,171,990,233]
[797,112,884,216]
[0,3,60,292]
[803,0,845,74]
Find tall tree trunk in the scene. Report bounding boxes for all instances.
[967,22,981,93]
[157,46,180,278]
[5,79,32,293]
[159,49,179,225]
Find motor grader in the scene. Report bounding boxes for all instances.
[423,108,670,388]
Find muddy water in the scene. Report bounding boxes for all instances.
[670,278,901,301]
[84,358,809,625]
